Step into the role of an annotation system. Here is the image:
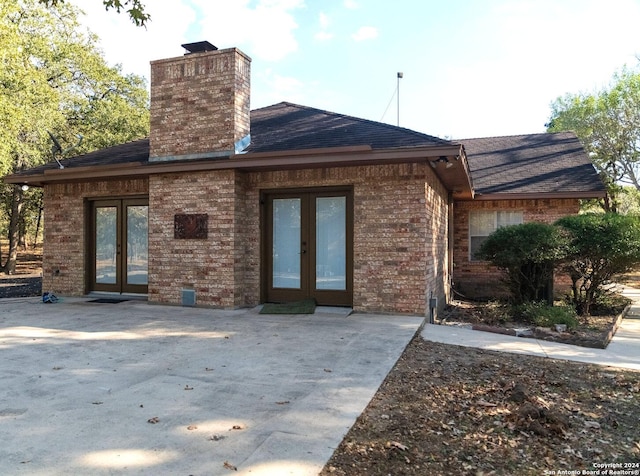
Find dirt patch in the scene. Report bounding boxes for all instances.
[0,245,42,298]
[0,276,41,298]
[439,298,628,349]
[321,338,640,475]
[621,272,640,287]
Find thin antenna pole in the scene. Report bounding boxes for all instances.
[397,72,403,127]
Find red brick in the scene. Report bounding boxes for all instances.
[452,199,580,299]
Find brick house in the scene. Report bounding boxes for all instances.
[5,43,606,315]
[453,133,606,298]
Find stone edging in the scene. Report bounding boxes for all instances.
[602,303,631,348]
[467,304,632,349]
[470,323,516,336]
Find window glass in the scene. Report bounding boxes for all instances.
[127,205,148,285]
[316,197,346,290]
[469,211,495,236]
[96,207,117,284]
[273,198,301,288]
[469,210,523,261]
[497,211,523,228]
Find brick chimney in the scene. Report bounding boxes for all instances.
[149,41,251,162]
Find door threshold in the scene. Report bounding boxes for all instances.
[86,291,147,301]
[314,306,353,317]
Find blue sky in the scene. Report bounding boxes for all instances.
[70,0,640,139]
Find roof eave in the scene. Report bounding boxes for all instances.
[4,144,475,198]
[463,190,607,201]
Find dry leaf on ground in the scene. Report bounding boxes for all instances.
[223,461,237,471]
[321,338,640,476]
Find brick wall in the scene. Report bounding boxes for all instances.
[149,48,251,160]
[426,180,450,316]
[41,163,450,315]
[452,198,580,298]
[42,179,149,296]
[43,172,579,310]
[235,172,260,307]
[147,170,238,307]
[145,169,261,309]
[246,162,449,315]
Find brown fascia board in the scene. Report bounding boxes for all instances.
[453,145,474,199]
[4,161,145,186]
[5,144,473,197]
[461,190,607,201]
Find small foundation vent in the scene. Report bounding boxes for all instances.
[182,288,196,307]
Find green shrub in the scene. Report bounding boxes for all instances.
[513,301,579,329]
[556,213,640,315]
[587,292,632,317]
[534,306,579,329]
[477,222,570,304]
[477,301,511,325]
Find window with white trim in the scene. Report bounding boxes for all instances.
[469,210,523,261]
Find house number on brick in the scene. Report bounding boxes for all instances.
[174,214,208,239]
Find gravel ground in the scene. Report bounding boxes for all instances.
[0,275,42,298]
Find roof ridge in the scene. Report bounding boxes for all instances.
[254,101,454,145]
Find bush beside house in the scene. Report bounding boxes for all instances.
[476,222,569,305]
[557,213,640,315]
[477,213,640,320]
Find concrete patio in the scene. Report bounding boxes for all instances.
[0,298,422,475]
[3,286,638,475]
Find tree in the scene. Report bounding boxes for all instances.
[581,185,640,215]
[476,222,570,304]
[38,0,150,26]
[0,0,149,273]
[556,213,640,315]
[547,67,640,212]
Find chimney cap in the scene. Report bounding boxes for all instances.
[181,41,218,54]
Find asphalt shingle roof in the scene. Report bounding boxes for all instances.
[460,132,606,196]
[16,102,452,176]
[10,104,605,198]
[69,139,150,168]
[246,102,452,152]
[17,138,150,175]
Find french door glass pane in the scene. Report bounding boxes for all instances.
[96,207,117,284]
[273,198,301,288]
[316,197,346,290]
[127,205,148,285]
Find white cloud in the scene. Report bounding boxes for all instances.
[69,0,196,81]
[191,0,304,62]
[319,12,330,29]
[254,69,306,106]
[272,74,304,93]
[473,0,640,104]
[351,26,378,42]
[344,0,358,9]
[315,31,334,41]
[315,12,333,41]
